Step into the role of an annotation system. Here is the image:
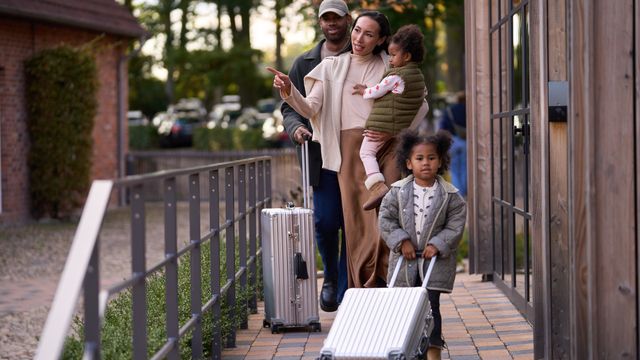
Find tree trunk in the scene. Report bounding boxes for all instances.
[444,0,465,92]
[215,0,223,49]
[161,0,175,103]
[274,0,285,71]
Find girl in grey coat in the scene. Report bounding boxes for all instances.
[378,129,466,357]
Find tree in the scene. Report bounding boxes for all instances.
[358,0,466,95]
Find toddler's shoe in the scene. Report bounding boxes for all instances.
[426,347,441,360]
[363,181,389,210]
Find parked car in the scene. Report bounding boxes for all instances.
[261,102,291,148]
[256,98,277,120]
[207,95,242,129]
[127,110,149,126]
[157,111,205,147]
[172,98,207,121]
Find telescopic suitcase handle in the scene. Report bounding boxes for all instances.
[301,135,311,208]
[388,251,437,289]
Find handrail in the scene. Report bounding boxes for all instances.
[35,180,113,359]
[35,154,282,360]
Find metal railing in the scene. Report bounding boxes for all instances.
[35,156,274,360]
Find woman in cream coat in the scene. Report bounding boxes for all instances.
[269,11,428,289]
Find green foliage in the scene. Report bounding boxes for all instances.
[62,238,259,359]
[129,125,160,150]
[24,46,97,219]
[456,228,469,264]
[193,128,267,151]
[128,55,169,119]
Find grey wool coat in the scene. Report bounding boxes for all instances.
[379,175,467,292]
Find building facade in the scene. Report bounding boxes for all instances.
[0,0,143,224]
[465,0,638,358]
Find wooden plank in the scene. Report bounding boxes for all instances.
[548,123,569,359]
[547,0,567,80]
[567,0,596,357]
[546,0,570,358]
[592,0,636,357]
[636,1,640,355]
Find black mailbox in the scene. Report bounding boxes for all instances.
[548,81,568,122]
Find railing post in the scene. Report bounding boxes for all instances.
[248,162,258,313]
[83,240,100,359]
[265,159,272,208]
[257,160,265,294]
[164,177,179,360]
[131,184,147,359]
[209,169,222,359]
[238,164,248,329]
[225,166,236,348]
[189,173,203,358]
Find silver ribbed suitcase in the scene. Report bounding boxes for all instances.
[319,256,437,359]
[260,139,321,333]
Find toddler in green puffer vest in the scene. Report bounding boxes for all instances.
[353,24,429,211]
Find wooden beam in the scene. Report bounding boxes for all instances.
[529,0,550,358]
[569,0,637,357]
[465,0,493,274]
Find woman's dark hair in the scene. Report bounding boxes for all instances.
[395,128,453,177]
[346,11,391,55]
[391,24,425,63]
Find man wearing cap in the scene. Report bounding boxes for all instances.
[281,0,351,312]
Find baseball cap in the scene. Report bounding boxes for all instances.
[318,0,349,18]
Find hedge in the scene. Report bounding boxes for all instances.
[62,239,259,359]
[24,46,97,219]
[129,125,160,150]
[193,127,267,151]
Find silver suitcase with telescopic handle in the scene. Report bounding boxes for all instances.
[319,254,437,359]
[261,139,321,333]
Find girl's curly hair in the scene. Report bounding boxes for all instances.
[390,24,425,63]
[395,128,453,177]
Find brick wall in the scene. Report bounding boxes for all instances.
[0,17,131,225]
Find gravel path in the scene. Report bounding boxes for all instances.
[0,202,218,359]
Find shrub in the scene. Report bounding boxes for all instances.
[24,46,97,219]
[62,238,259,359]
[193,127,267,151]
[129,125,160,150]
[456,228,469,264]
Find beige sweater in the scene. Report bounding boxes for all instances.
[282,52,428,172]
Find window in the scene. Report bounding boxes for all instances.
[489,0,532,315]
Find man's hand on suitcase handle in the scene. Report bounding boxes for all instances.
[293,126,312,144]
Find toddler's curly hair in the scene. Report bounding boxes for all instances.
[395,128,452,177]
[390,24,425,63]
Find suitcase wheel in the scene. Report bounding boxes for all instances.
[271,324,281,334]
[263,320,271,328]
[416,335,429,357]
[311,322,322,332]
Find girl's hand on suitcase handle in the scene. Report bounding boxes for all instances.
[423,244,439,259]
[400,240,416,260]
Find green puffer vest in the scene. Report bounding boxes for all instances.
[365,62,425,134]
